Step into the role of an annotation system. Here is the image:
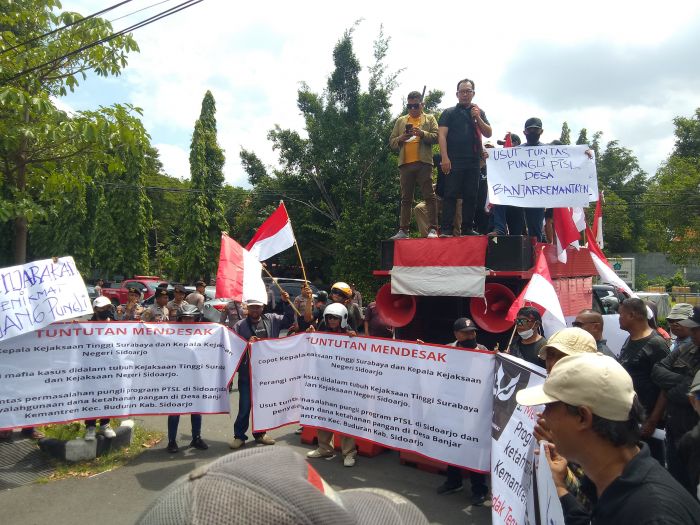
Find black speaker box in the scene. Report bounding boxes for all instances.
[379,240,395,271]
[485,236,533,271]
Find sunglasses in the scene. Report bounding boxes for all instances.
[515,318,534,326]
[406,103,420,109]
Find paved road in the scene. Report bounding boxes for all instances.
[0,392,491,525]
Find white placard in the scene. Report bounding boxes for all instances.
[487,145,598,208]
[491,353,546,525]
[0,257,92,341]
[0,322,247,429]
[251,333,495,471]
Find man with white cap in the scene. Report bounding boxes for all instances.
[653,305,700,493]
[537,326,598,374]
[517,353,700,523]
[229,291,294,450]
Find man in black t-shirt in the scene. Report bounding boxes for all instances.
[618,297,669,463]
[507,306,547,368]
[438,78,492,237]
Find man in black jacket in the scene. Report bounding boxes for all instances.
[517,353,700,524]
[654,306,700,493]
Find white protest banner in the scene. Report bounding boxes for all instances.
[491,353,546,525]
[487,145,598,208]
[251,333,495,471]
[536,441,566,525]
[0,257,92,342]
[250,334,306,431]
[0,322,247,429]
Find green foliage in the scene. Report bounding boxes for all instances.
[0,0,139,264]
[645,143,700,264]
[672,108,700,158]
[559,122,571,145]
[576,128,588,145]
[179,91,229,281]
[234,26,401,296]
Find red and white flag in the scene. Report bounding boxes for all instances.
[591,195,604,249]
[552,208,582,264]
[507,248,566,331]
[246,202,296,261]
[216,233,268,303]
[585,226,635,297]
[390,237,488,297]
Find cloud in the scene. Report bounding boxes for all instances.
[57,0,700,183]
[154,143,190,180]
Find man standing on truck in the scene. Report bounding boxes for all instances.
[388,90,440,240]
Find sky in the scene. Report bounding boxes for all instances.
[57,0,700,187]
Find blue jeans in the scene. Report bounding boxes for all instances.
[493,205,545,242]
[167,414,202,442]
[233,358,264,441]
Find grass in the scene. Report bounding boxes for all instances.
[36,421,164,482]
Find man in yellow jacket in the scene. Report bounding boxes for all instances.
[388,90,439,239]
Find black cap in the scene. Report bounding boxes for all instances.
[155,288,169,297]
[453,317,478,332]
[524,117,542,129]
[174,285,187,293]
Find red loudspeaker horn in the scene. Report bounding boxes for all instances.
[375,283,416,328]
[470,283,516,333]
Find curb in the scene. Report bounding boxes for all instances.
[38,420,134,462]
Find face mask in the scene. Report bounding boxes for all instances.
[97,310,111,320]
[519,328,535,340]
[459,339,478,349]
[524,132,540,145]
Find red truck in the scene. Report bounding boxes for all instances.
[101,276,168,306]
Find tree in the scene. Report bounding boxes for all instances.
[576,128,588,145]
[238,26,401,294]
[644,108,700,263]
[596,140,648,251]
[672,108,700,158]
[0,0,139,264]
[179,91,228,281]
[559,122,571,145]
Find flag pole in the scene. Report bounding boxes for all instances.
[294,241,309,285]
[504,324,517,354]
[261,264,301,317]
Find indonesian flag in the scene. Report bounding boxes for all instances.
[215,233,268,303]
[591,195,604,249]
[507,248,566,332]
[246,202,296,261]
[390,237,488,297]
[552,208,582,264]
[585,226,635,297]
[504,132,513,148]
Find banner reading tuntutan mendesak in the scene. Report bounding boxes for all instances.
[0,322,247,429]
[0,257,93,342]
[251,333,495,471]
[491,353,546,525]
[487,144,598,208]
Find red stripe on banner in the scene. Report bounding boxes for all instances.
[245,202,290,249]
[393,237,488,267]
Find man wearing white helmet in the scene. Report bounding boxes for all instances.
[329,281,363,333]
[306,302,359,467]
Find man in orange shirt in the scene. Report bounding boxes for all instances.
[388,90,439,239]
